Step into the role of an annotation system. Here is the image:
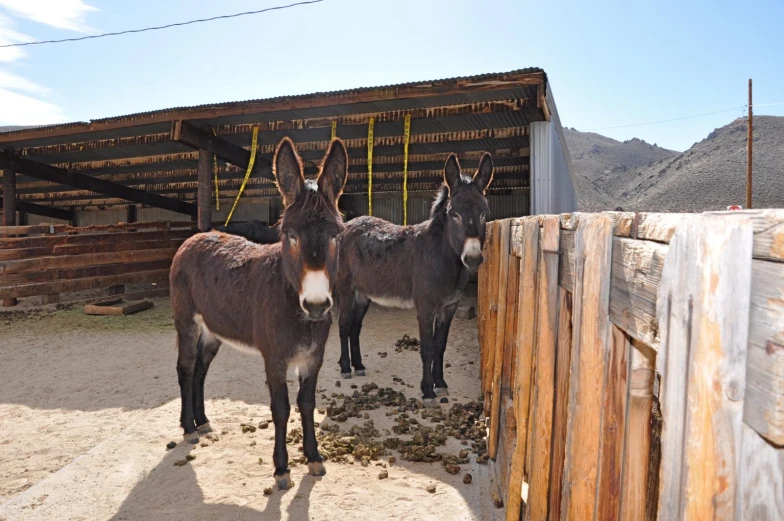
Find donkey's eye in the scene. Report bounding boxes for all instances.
[480,211,488,221]
[287,232,298,244]
[450,211,461,221]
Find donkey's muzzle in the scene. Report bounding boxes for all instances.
[302,299,332,321]
[461,237,484,273]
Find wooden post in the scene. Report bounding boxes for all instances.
[2,168,18,306]
[41,294,60,305]
[655,214,753,520]
[127,204,137,224]
[2,168,16,227]
[505,217,540,521]
[483,221,502,416]
[620,342,655,521]
[548,288,573,521]
[560,213,614,521]
[524,216,560,520]
[197,148,213,232]
[488,218,512,459]
[747,78,753,209]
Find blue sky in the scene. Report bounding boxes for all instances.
[0,0,781,151]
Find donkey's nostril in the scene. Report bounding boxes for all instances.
[302,300,331,320]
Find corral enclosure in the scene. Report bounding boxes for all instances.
[479,210,784,520]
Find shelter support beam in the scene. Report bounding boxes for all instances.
[2,168,15,226]
[197,149,213,232]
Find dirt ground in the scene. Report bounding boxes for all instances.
[0,298,502,521]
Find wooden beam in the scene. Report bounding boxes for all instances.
[0,150,196,216]
[0,196,74,223]
[655,214,753,520]
[172,120,274,181]
[197,148,213,232]
[2,168,15,226]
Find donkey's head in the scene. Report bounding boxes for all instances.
[437,152,494,273]
[274,137,348,321]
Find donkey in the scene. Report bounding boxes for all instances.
[215,219,280,244]
[169,137,348,490]
[336,153,494,405]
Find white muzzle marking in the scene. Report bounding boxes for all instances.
[461,237,482,266]
[300,269,332,311]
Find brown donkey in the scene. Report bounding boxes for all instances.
[169,137,348,490]
[336,153,493,405]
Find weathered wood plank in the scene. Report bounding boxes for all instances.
[483,221,501,414]
[0,220,193,236]
[498,254,521,493]
[619,342,655,521]
[609,238,667,350]
[489,218,512,460]
[0,258,172,286]
[740,423,784,520]
[84,299,153,316]
[0,247,179,276]
[560,213,614,521]
[559,230,575,292]
[0,269,171,299]
[744,258,784,445]
[505,217,540,521]
[655,214,753,520]
[597,325,630,520]
[706,209,784,261]
[0,228,192,250]
[548,288,573,521]
[524,216,560,520]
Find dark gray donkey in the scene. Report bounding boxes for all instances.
[215,220,280,244]
[169,137,348,489]
[335,153,494,405]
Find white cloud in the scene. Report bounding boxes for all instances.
[0,70,49,94]
[0,14,30,62]
[0,88,66,125]
[0,0,97,33]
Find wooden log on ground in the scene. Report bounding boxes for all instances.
[505,217,540,521]
[523,215,560,520]
[548,288,573,521]
[559,213,614,521]
[84,299,154,316]
[619,342,655,521]
[488,218,512,460]
[655,214,753,520]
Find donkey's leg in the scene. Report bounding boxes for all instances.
[266,361,293,490]
[338,289,354,378]
[416,309,438,406]
[297,352,326,476]
[175,320,200,443]
[192,336,221,434]
[349,294,371,376]
[433,303,458,396]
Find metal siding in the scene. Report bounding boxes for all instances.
[214,201,271,224]
[488,189,530,220]
[76,208,128,226]
[530,117,576,215]
[25,213,70,225]
[137,207,190,222]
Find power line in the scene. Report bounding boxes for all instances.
[584,101,784,132]
[0,0,324,49]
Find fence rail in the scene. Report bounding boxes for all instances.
[0,220,196,305]
[478,210,784,521]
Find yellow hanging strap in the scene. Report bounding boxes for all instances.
[211,128,220,211]
[331,120,337,140]
[224,126,259,226]
[402,114,411,225]
[367,118,374,216]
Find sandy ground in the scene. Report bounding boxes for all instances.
[0,299,502,521]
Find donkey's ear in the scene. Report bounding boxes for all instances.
[473,152,494,193]
[443,153,462,194]
[274,137,305,206]
[317,138,348,204]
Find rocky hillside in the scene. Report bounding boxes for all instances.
[566,116,784,212]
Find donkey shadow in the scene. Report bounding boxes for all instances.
[107,444,317,521]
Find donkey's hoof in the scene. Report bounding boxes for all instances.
[434,387,449,397]
[308,461,327,476]
[423,398,438,408]
[196,423,213,435]
[275,473,293,490]
[340,372,352,379]
[183,431,199,444]
[354,369,366,377]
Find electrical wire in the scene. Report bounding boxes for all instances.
[0,0,324,48]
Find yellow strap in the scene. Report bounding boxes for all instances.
[224,126,259,226]
[211,128,220,211]
[402,114,411,225]
[331,120,337,140]
[367,118,374,216]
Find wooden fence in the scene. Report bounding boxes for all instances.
[0,221,196,306]
[478,211,784,521]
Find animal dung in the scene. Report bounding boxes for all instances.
[241,423,256,434]
[379,352,388,358]
[173,459,187,467]
[440,397,449,403]
[378,470,388,479]
[185,454,196,462]
[263,487,273,496]
[165,441,176,450]
[395,334,420,351]
[426,484,437,494]
[463,473,473,484]
[258,421,269,430]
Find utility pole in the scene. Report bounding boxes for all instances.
[747,78,753,209]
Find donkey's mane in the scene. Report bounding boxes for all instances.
[430,184,450,219]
